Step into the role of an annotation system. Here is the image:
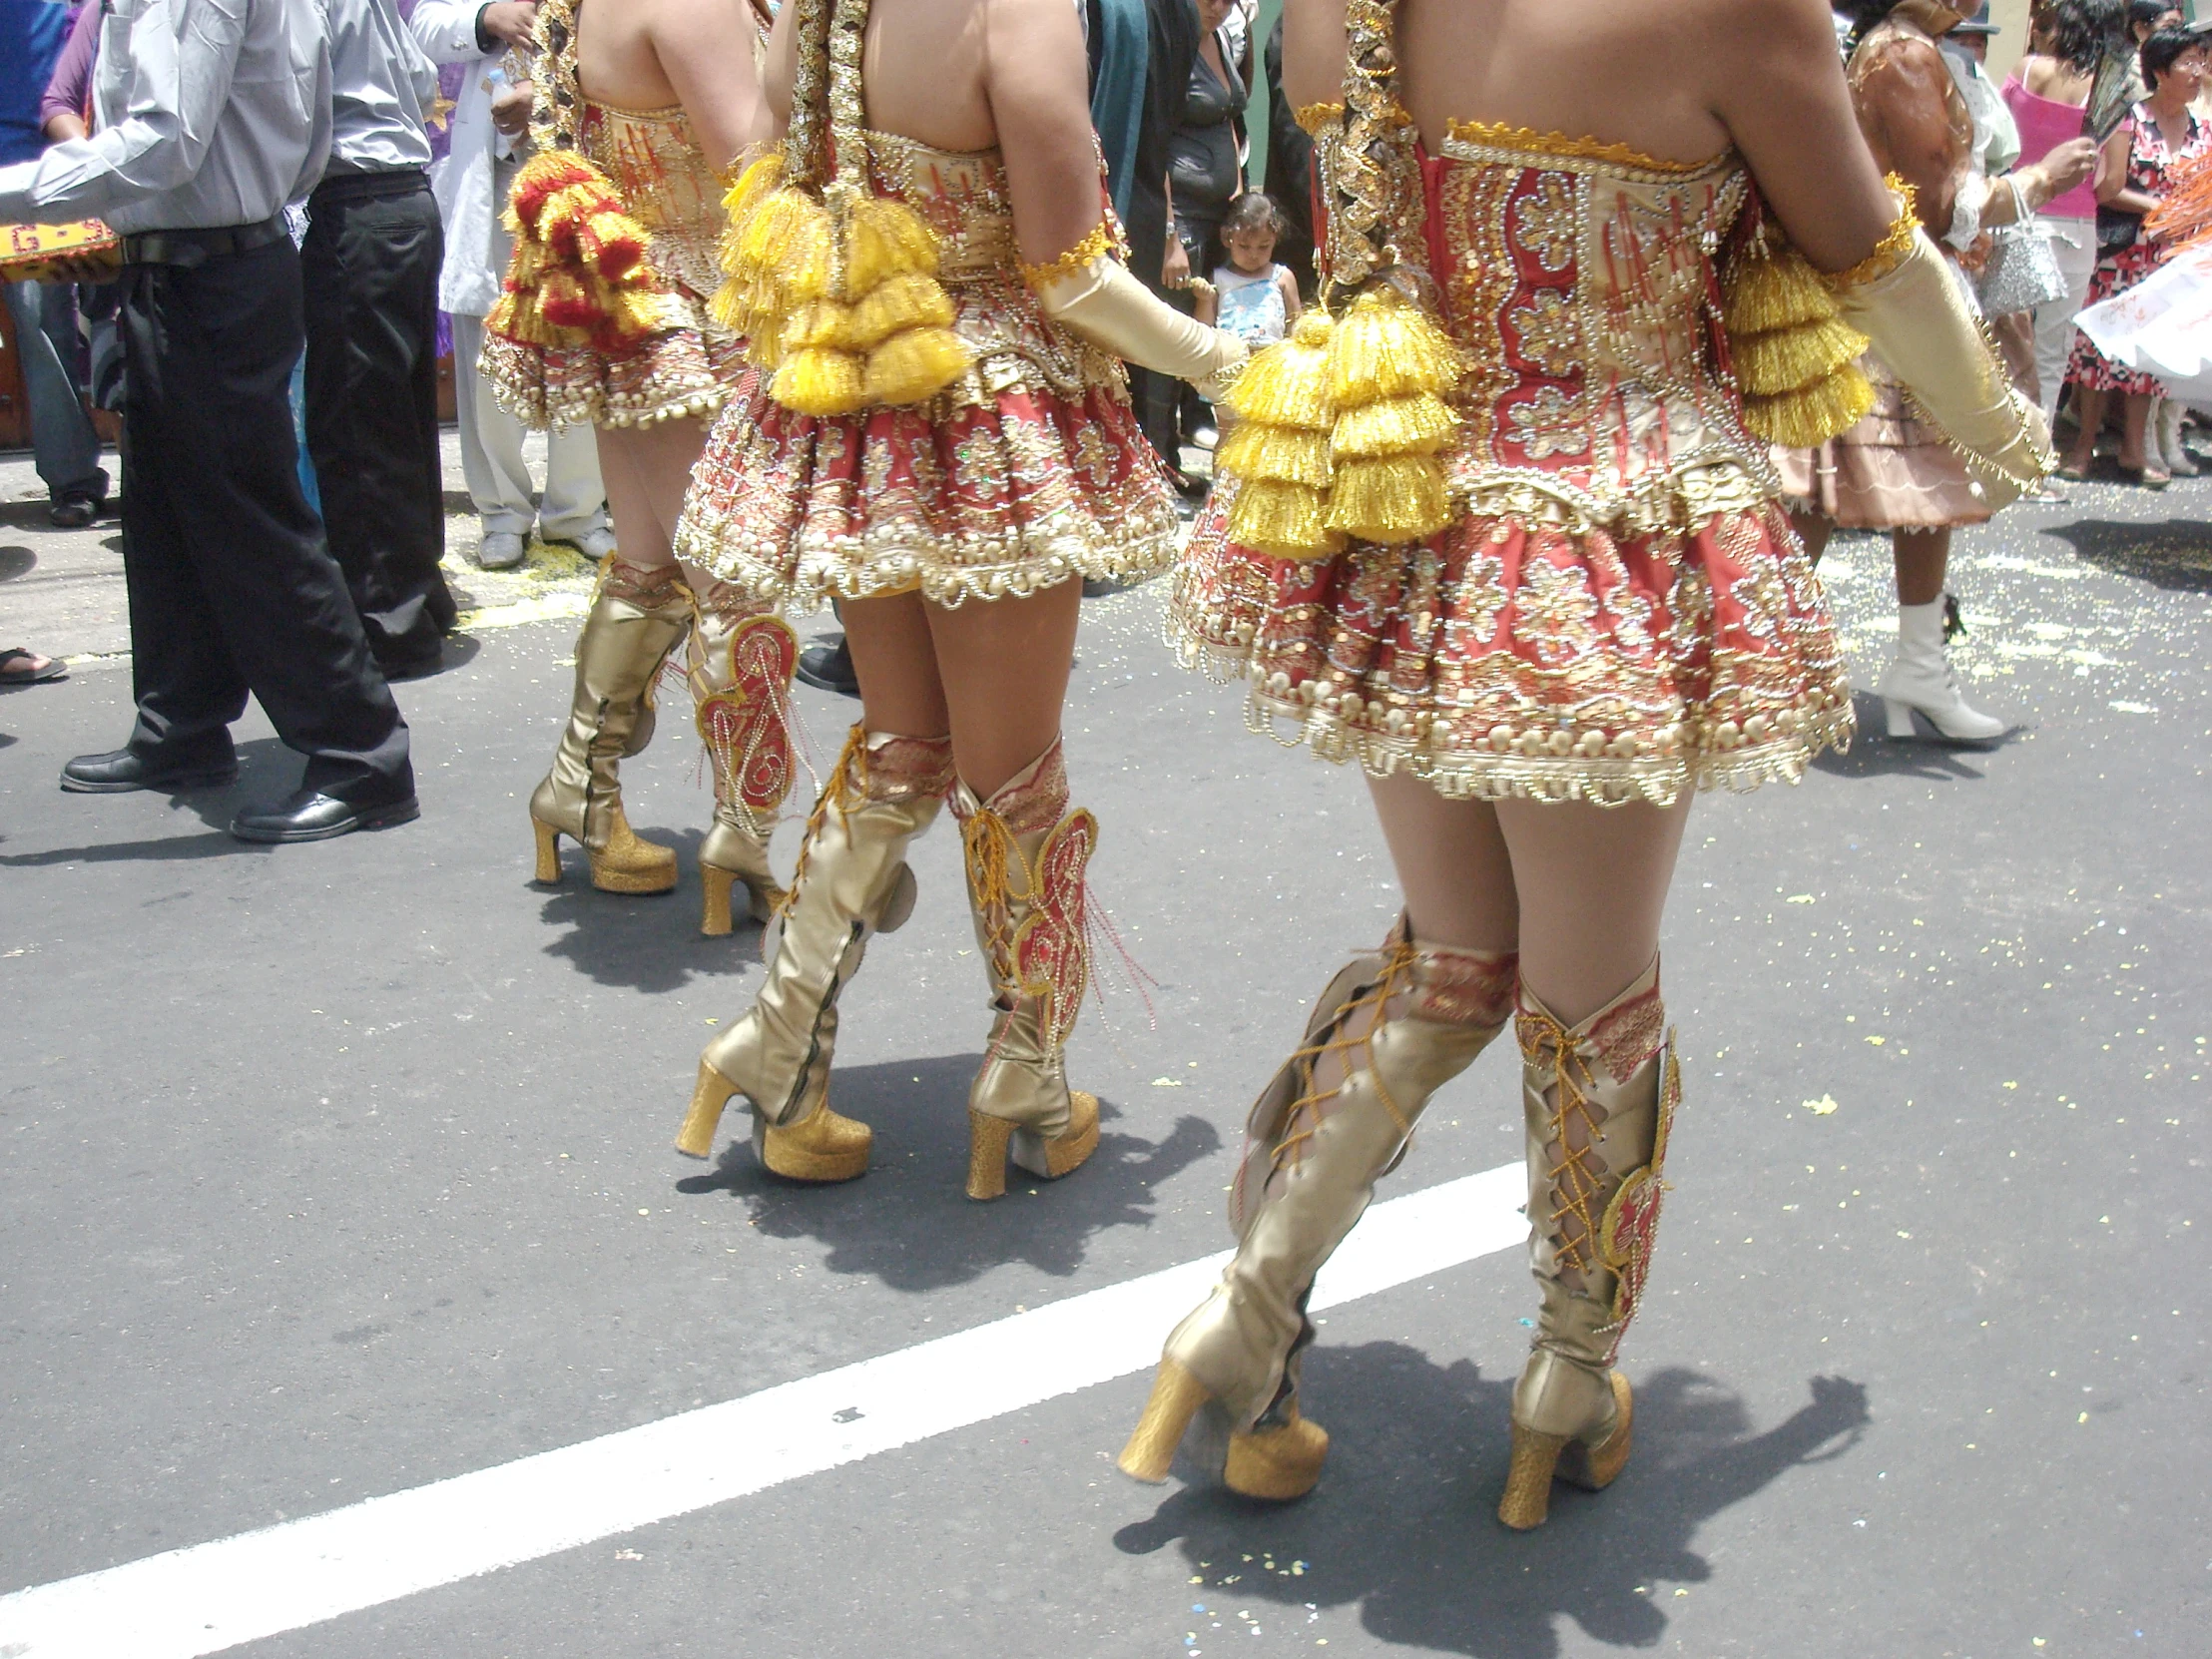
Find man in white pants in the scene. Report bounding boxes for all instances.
[409,0,611,571]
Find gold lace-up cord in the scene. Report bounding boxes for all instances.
[1516,1009,1610,1281]
[1269,939,1418,1175]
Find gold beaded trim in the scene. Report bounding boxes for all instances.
[1020,222,1115,291]
[1295,101,1345,135]
[1443,119,1722,176]
[1823,175,1920,290]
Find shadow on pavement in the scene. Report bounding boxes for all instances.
[1115,1352,1870,1659]
[2040,517,2212,594]
[0,737,296,864]
[0,544,34,582]
[534,827,766,993]
[1810,691,2009,783]
[673,1051,1223,1288]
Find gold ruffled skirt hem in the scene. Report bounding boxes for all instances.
[1166,484,1854,809]
[478,305,743,431]
[673,365,1180,612]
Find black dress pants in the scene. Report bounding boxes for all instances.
[301,174,454,670]
[119,236,412,803]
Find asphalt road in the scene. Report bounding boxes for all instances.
[1,454,2207,1659]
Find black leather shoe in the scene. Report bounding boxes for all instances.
[60,748,237,794]
[796,635,860,699]
[230,788,420,843]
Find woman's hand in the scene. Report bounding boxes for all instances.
[2037,136,2098,200]
[1162,234,1191,290]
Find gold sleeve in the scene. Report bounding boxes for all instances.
[1827,205,2051,508]
[1033,255,1249,393]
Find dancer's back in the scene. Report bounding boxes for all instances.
[762,0,1109,264]
[1285,0,1898,272]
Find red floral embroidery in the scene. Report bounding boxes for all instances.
[695,615,798,822]
[1011,809,1098,1052]
[1596,1036,1679,1362]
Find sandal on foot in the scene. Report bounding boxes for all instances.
[0,648,67,687]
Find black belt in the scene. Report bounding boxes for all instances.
[121,215,288,269]
[309,167,431,207]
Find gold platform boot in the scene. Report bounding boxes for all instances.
[675,726,954,1181]
[1496,959,1680,1531]
[1120,922,1517,1498]
[950,741,1105,1201]
[689,597,799,934]
[529,557,692,894]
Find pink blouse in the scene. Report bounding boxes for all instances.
[2003,72,2097,220]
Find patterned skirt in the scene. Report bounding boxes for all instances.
[673,369,1180,611]
[1166,482,1854,808]
[478,282,741,430]
[2067,243,2168,397]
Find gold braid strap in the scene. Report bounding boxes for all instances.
[1020,222,1116,291]
[718,0,968,414]
[1822,174,1920,291]
[1218,0,1454,558]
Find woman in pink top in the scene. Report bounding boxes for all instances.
[2004,1,2102,424]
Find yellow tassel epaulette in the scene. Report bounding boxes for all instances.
[1223,308,1344,559]
[719,143,967,417]
[488,149,667,358]
[1722,223,1873,447]
[1323,288,1459,544]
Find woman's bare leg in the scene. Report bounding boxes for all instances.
[2120,391,2159,474]
[1893,526,1949,609]
[839,591,952,739]
[1491,796,1694,1024]
[593,417,708,573]
[1788,508,1835,566]
[2063,386,2106,473]
[921,579,1083,794]
[1365,770,1520,953]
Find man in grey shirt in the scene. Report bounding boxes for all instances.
[303,0,457,679]
[0,0,417,842]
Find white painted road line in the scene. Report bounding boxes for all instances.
[0,1161,1530,1659]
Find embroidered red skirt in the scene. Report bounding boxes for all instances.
[1167,484,1854,807]
[674,372,1179,611]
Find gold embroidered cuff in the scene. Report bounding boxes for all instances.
[1021,223,1117,292]
[1823,175,1920,291]
[1296,101,1345,136]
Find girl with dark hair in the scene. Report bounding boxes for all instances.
[2062,24,2211,481]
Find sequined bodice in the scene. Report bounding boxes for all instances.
[860,130,1018,279]
[1430,125,1769,531]
[580,100,726,302]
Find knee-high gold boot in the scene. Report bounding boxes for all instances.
[689,598,799,934]
[529,558,692,894]
[950,740,1104,1201]
[1496,959,1679,1530]
[1120,922,1516,1499]
[676,726,954,1181]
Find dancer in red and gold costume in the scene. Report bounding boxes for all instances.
[1118,0,2048,1524]
[668,0,1245,1188]
[482,0,798,933]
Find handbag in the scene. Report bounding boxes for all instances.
[1978,219,2070,313]
[2098,204,2142,254]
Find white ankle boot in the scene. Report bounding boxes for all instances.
[2157,399,2200,477]
[1879,598,2008,742]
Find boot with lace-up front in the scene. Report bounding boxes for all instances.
[1120,922,1517,1498]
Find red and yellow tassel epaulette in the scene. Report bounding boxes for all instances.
[1723,218,1874,448]
[488,150,667,357]
[1221,286,1459,560]
[716,150,969,417]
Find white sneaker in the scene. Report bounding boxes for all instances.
[476,529,527,570]
[1878,598,2008,742]
[2157,399,2200,477]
